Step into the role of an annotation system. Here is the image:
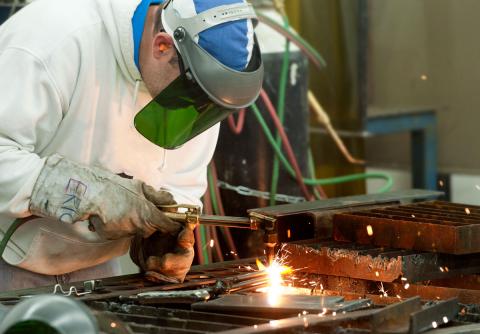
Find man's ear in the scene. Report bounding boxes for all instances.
[152,32,175,59]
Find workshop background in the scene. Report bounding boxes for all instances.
[1,0,480,270]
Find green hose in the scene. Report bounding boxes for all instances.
[199,225,209,265]
[270,14,291,206]
[208,166,221,215]
[256,12,327,69]
[251,104,393,193]
[307,148,323,200]
[0,218,25,258]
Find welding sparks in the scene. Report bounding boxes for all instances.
[379,282,388,297]
[256,258,292,306]
[366,225,373,236]
[318,308,327,317]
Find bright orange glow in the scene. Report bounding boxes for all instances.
[256,258,292,306]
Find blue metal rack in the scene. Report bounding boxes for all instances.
[366,109,438,190]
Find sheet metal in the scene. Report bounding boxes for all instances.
[333,201,480,254]
[192,294,371,318]
[281,241,480,283]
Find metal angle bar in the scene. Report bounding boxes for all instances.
[250,190,443,218]
[409,298,459,334]
[89,302,268,327]
[106,311,242,332]
[127,322,205,334]
[370,297,421,334]
[422,324,480,334]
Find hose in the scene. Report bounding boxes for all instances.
[259,89,315,200]
[270,14,291,206]
[256,12,327,71]
[227,109,246,135]
[251,103,393,192]
[0,218,25,259]
[208,163,239,259]
[308,91,365,165]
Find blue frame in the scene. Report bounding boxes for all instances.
[366,110,438,190]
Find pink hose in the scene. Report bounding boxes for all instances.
[227,109,246,135]
[259,89,316,200]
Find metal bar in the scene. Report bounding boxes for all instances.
[423,324,480,334]
[282,242,480,283]
[89,302,268,327]
[409,298,459,334]
[370,297,421,334]
[298,273,480,305]
[250,189,443,217]
[127,323,204,334]
[107,311,242,332]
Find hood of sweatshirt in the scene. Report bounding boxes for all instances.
[95,0,142,84]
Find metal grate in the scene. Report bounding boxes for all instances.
[333,201,480,254]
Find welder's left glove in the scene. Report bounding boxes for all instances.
[130,225,195,283]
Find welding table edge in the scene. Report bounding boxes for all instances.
[248,189,443,217]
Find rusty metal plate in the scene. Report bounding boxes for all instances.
[333,201,480,254]
[281,241,480,283]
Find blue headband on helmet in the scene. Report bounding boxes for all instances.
[132,0,163,70]
[132,0,250,72]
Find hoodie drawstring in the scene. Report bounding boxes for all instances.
[133,80,141,106]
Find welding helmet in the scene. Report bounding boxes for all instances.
[134,0,264,149]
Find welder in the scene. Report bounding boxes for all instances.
[0,0,263,290]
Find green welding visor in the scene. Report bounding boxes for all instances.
[134,75,234,150]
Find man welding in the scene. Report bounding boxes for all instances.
[0,0,263,291]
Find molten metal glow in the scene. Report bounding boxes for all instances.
[257,259,292,306]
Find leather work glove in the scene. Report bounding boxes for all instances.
[130,225,195,283]
[29,154,181,240]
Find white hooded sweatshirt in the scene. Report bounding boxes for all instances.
[0,0,219,274]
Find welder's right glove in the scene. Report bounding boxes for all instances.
[29,154,181,240]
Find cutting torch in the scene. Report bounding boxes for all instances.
[159,204,278,263]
